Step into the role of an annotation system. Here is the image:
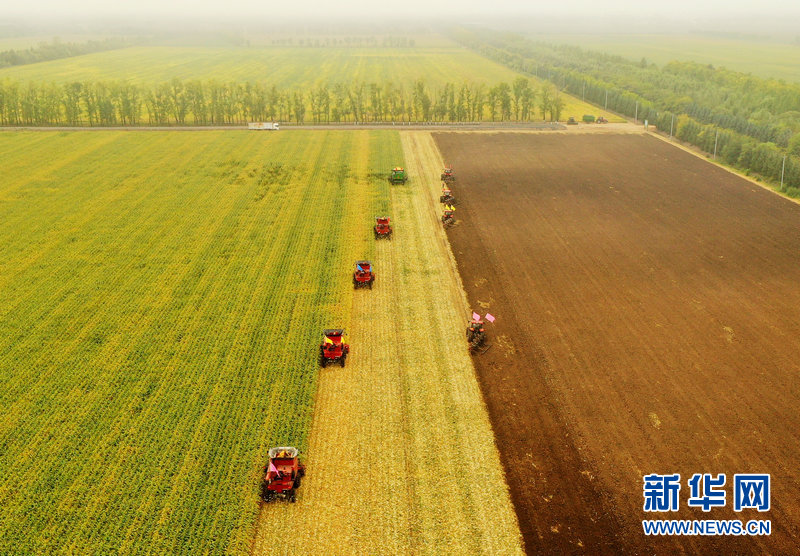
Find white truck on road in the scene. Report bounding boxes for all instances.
[248,122,280,130]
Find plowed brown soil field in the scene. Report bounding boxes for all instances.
[433,132,800,554]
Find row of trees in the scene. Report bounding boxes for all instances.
[0,77,570,126]
[456,29,800,148]
[269,36,416,48]
[657,111,800,194]
[454,28,799,193]
[0,38,134,68]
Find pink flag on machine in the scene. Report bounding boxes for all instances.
[485,313,496,323]
[268,462,278,475]
[472,312,481,321]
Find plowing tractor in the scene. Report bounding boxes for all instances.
[440,184,455,204]
[353,260,375,289]
[374,216,392,239]
[442,206,456,228]
[441,165,455,182]
[261,447,306,503]
[596,116,608,124]
[389,167,407,184]
[466,319,487,352]
[319,329,349,367]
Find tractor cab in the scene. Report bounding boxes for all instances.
[441,165,455,182]
[320,329,350,367]
[261,446,306,503]
[389,167,408,184]
[374,216,393,239]
[353,260,375,289]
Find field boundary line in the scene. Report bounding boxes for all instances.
[399,130,524,552]
[404,132,472,319]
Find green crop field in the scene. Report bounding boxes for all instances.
[531,33,800,83]
[0,41,623,123]
[0,129,396,553]
[0,45,526,86]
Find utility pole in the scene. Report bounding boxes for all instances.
[605,90,608,109]
[781,155,787,191]
[635,101,638,124]
[669,114,674,139]
[582,81,585,101]
[713,129,719,160]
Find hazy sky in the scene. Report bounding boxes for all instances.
[4,0,799,18]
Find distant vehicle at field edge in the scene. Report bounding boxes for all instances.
[248,122,280,130]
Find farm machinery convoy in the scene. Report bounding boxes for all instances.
[263,163,490,504]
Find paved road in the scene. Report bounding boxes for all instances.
[4,122,571,132]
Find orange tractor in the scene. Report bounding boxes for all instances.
[260,447,306,503]
[441,164,455,182]
[442,206,456,228]
[374,216,393,240]
[440,184,455,204]
[466,319,487,352]
[319,329,349,367]
[353,260,375,289]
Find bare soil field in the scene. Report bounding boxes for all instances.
[433,132,800,554]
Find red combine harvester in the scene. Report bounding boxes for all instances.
[441,164,455,182]
[442,206,456,228]
[319,329,349,367]
[440,184,455,204]
[260,446,306,503]
[466,319,487,352]
[353,260,375,289]
[374,216,393,240]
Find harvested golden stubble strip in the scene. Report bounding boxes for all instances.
[252,131,522,555]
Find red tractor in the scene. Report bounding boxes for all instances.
[442,206,456,228]
[319,329,349,367]
[466,319,487,352]
[440,184,455,204]
[596,116,608,124]
[261,447,306,503]
[441,164,455,182]
[374,216,393,240]
[353,260,375,289]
